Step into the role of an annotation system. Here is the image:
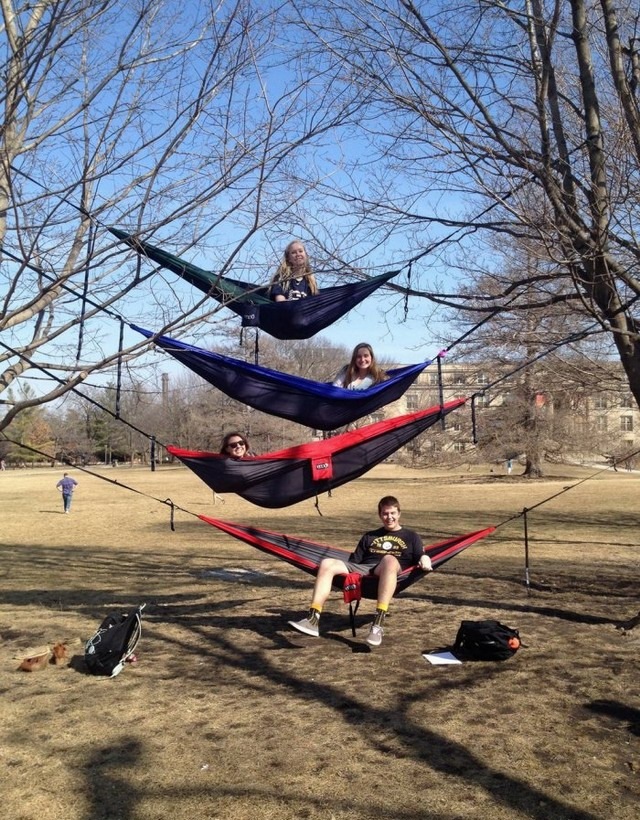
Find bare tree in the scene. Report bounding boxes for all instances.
[290,0,640,404]
[0,0,362,433]
[442,241,629,475]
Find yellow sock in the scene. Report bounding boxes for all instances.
[374,604,388,626]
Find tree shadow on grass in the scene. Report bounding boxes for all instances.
[2,540,626,640]
[585,699,640,736]
[0,540,311,613]
[153,610,601,820]
[83,738,142,820]
[3,565,622,819]
[411,592,620,627]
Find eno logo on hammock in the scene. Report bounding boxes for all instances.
[311,459,333,480]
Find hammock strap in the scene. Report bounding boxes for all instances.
[471,395,478,444]
[523,508,531,593]
[165,498,176,531]
[134,252,143,284]
[349,600,360,637]
[75,219,95,362]
[150,435,156,472]
[403,261,412,320]
[437,355,446,430]
[115,318,125,420]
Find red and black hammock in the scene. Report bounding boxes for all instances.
[199,514,495,598]
[168,398,466,508]
[112,228,399,340]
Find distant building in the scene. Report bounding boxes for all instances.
[385,361,639,457]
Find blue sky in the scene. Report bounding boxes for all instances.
[5,1,463,409]
[314,293,442,364]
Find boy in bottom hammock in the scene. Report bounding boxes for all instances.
[288,495,432,646]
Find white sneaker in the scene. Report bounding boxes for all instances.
[366,624,384,647]
[288,617,319,637]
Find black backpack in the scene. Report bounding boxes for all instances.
[84,605,145,677]
[453,619,521,661]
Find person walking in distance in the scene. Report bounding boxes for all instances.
[56,472,78,514]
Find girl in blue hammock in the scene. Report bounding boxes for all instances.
[332,342,387,391]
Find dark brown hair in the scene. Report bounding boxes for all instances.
[378,495,400,514]
[219,431,249,455]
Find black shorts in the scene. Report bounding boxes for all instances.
[343,561,376,576]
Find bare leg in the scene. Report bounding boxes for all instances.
[289,557,351,637]
[310,558,351,607]
[373,555,401,607]
[364,556,402,646]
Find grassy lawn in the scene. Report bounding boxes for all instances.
[1,462,638,819]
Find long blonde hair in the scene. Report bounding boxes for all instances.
[340,342,386,387]
[269,240,318,296]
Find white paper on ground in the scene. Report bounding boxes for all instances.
[423,651,462,665]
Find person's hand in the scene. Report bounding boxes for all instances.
[419,555,433,572]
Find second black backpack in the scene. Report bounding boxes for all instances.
[453,619,521,661]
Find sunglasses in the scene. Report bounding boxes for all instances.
[227,440,246,449]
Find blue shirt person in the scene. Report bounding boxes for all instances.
[56,473,78,513]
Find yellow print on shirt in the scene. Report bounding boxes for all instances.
[368,534,410,558]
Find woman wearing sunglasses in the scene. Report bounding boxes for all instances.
[219,432,253,460]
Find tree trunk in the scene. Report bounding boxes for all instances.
[523,455,544,477]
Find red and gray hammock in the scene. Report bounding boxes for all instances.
[199,514,495,633]
[200,514,495,595]
[167,398,466,508]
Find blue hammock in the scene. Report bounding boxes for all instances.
[112,228,400,340]
[132,325,431,430]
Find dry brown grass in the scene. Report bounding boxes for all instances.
[1,462,638,820]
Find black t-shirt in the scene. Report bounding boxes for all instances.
[349,526,424,570]
[270,277,312,301]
